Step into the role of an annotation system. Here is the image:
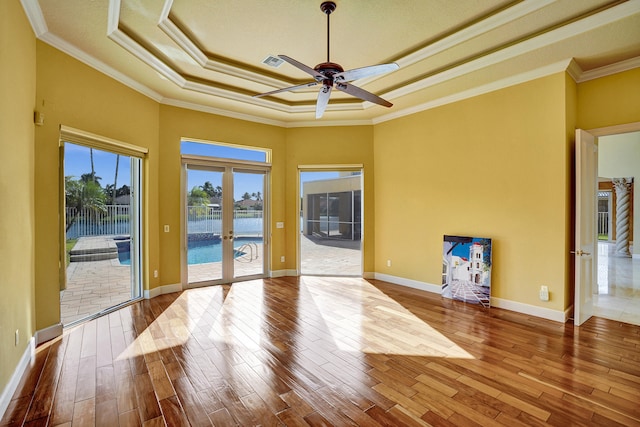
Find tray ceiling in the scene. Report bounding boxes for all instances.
[22,0,640,127]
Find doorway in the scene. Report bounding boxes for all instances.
[183,159,269,287]
[299,167,363,276]
[61,128,144,326]
[576,123,640,326]
[593,129,640,325]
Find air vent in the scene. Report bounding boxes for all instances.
[262,55,284,68]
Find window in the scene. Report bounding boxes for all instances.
[181,140,270,163]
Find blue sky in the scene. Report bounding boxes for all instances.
[64,143,131,189]
[65,142,346,201]
[445,237,491,258]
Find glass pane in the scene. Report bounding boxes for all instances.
[187,168,223,283]
[233,171,265,278]
[62,143,139,325]
[182,140,267,162]
[300,171,362,275]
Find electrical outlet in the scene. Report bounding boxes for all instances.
[163,225,170,232]
[539,285,549,301]
[153,270,158,278]
[15,329,19,346]
[387,259,392,267]
[281,256,285,263]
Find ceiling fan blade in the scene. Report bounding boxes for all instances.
[335,82,392,107]
[279,55,325,81]
[316,84,332,118]
[254,81,319,98]
[333,63,399,83]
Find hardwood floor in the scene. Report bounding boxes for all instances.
[3,276,640,426]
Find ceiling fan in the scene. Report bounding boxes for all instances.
[254,1,399,119]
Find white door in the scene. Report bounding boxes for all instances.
[574,129,597,326]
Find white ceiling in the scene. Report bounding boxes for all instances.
[22,0,640,127]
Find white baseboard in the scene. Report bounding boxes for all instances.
[270,269,298,278]
[35,323,63,345]
[490,297,567,323]
[0,337,35,420]
[374,273,566,323]
[363,271,375,279]
[144,283,182,299]
[373,273,442,294]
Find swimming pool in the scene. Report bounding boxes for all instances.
[117,237,263,265]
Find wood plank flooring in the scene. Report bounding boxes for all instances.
[2,276,640,426]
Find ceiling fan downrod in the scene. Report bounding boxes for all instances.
[320,1,336,63]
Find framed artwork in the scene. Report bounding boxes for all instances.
[442,235,492,307]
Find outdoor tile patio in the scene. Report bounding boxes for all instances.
[62,235,362,325]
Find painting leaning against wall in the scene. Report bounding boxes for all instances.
[442,235,492,308]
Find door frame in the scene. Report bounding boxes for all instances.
[181,155,271,288]
[59,126,147,325]
[574,121,640,324]
[297,164,364,276]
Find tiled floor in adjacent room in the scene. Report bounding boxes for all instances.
[595,241,640,325]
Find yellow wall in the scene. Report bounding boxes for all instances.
[0,0,36,400]
[157,105,286,285]
[285,126,375,273]
[577,68,640,130]
[373,73,570,311]
[34,42,160,329]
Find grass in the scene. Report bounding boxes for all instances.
[66,239,77,266]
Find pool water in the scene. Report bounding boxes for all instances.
[118,237,263,265]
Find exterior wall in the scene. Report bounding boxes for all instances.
[0,0,36,407]
[373,73,570,313]
[34,41,160,330]
[302,175,362,237]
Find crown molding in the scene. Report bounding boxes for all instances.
[20,0,47,36]
[160,98,287,127]
[386,0,640,102]
[374,59,573,125]
[39,31,165,103]
[566,59,584,82]
[359,0,555,87]
[577,56,640,83]
[20,0,640,128]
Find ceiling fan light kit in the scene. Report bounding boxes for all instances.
[254,1,399,118]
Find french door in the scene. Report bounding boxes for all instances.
[183,158,268,287]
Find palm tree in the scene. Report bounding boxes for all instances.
[112,154,120,204]
[65,176,107,232]
[90,148,95,182]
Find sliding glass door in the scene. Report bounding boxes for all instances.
[62,141,142,326]
[185,161,268,287]
[299,169,363,276]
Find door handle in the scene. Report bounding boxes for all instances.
[571,250,591,256]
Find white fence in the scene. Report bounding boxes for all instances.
[598,211,609,237]
[66,205,130,239]
[66,205,264,239]
[187,207,263,235]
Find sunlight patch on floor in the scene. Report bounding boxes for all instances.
[301,277,475,359]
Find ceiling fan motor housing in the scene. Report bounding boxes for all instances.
[320,2,336,15]
[314,62,344,85]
